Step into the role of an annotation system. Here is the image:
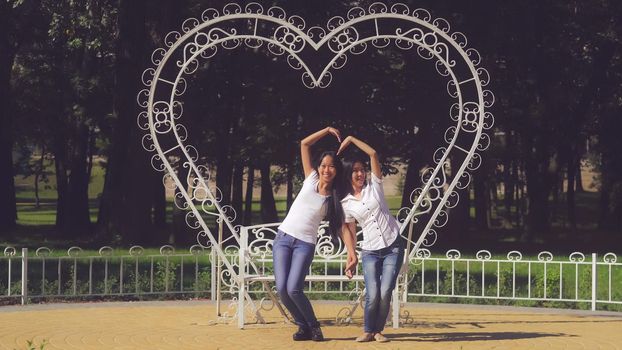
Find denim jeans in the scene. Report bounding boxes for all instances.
[272,230,319,328]
[361,237,405,333]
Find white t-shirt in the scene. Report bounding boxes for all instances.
[340,173,400,251]
[278,171,328,244]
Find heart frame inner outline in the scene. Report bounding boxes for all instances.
[137,1,494,314]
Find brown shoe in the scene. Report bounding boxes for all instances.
[374,333,389,343]
[355,333,374,342]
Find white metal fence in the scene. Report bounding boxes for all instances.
[403,249,621,311]
[0,245,214,304]
[2,244,620,312]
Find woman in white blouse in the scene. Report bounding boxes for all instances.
[337,135,404,343]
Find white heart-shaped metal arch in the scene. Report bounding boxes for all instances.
[137,2,494,285]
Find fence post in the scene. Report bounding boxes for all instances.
[238,226,247,329]
[210,248,216,301]
[21,248,28,305]
[216,219,223,316]
[591,253,597,311]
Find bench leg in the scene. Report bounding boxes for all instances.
[350,287,364,322]
[235,282,268,329]
[336,287,364,325]
[392,282,400,329]
[262,281,291,323]
[238,276,246,328]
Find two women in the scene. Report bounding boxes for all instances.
[274,127,403,343]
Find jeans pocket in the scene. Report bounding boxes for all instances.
[273,230,284,245]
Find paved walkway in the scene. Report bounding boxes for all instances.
[1,300,621,350]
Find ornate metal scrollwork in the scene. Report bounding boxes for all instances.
[138,2,495,326]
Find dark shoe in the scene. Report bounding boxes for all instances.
[311,326,325,341]
[293,326,312,341]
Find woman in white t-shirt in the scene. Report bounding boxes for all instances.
[337,135,404,343]
[274,126,344,342]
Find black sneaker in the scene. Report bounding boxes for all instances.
[311,326,325,342]
[293,326,312,341]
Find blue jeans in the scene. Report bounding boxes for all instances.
[272,230,319,328]
[361,237,405,333]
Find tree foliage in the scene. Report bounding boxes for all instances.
[1,0,621,247]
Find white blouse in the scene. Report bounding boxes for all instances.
[278,171,328,244]
[340,173,400,251]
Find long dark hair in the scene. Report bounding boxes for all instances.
[340,157,368,199]
[315,151,344,239]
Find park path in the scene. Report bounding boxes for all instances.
[0,300,620,350]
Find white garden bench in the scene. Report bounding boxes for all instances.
[234,222,402,329]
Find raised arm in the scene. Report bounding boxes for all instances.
[300,127,341,177]
[337,136,382,179]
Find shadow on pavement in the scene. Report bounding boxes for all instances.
[330,331,570,342]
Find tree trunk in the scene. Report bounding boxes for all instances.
[567,42,615,233]
[215,112,234,207]
[231,163,244,224]
[597,158,613,230]
[575,160,584,193]
[522,147,553,241]
[286,160,294,212]
[443,184,471,246]
[503,160,515,228]
[0,2,17,231]
[259,162,278,223]
[64,124,92,234]
[34,144,46,209]
[86,129,95,180]
[53,139,68,229]
[473,169,489,231]
[96,0,156,244]
[171,162,190,245]
[512,161,524,228]
[550,170,562,227]
[515,162,525,229]
[216,156,233,208]
[243,165,255,226]
[153,178,166,228]
[566,154,577,230]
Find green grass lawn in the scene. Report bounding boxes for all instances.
[7,160,620,259]
[14,160,106,201]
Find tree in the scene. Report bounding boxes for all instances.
[0,0,37,232]
[97,0,182,244]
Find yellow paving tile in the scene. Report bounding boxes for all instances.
[0,301,620,350]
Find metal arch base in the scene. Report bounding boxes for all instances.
[137,2,495,328]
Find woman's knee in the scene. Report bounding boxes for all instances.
[276,281,289,297]
[379,287,394,302]
[366,288,381,303]
[380,278,398,296]
[287,286,303,299]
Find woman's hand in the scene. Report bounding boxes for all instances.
[336,136,353,155]
[337,135,382,179]
[301,126,342,176]
[327,127,342,143]
[345,252,358,279]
